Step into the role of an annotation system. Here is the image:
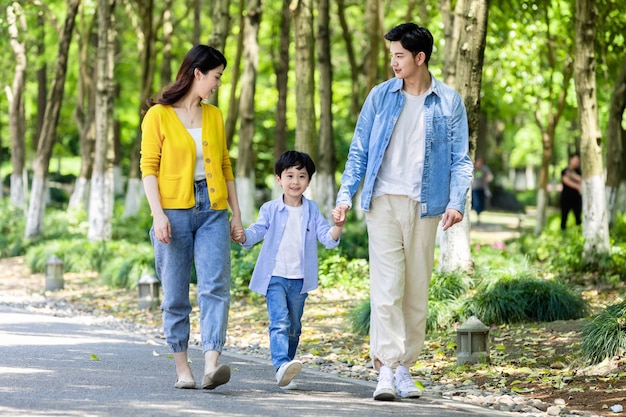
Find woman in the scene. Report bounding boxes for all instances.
[140,45,242,390]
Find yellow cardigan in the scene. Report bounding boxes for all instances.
[140,103,235,210]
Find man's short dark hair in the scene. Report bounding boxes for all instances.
[275,150,316,178]
[384,23,434,65]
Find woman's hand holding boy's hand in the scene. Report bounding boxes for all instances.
[230,226,246,243]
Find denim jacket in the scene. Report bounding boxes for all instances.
[242,195,340,295]
[336,75,473,217]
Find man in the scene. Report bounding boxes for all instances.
[560,154,582,230]
[334,23,473,401]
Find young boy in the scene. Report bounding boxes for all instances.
[232,150,344,389]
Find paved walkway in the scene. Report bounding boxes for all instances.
[0,305,511,417]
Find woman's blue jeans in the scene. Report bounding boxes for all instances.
[150,180,231,354]
[266,276,308,371]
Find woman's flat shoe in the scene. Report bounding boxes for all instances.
[174,377,196,389]
[202,364,231,390]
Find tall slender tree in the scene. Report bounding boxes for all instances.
[88,0,116,241]
[24,0,80,239]
[605,54,626,226]
[68,2,97,211]
[236,0,262,225]
[312,0,336,218]
[291,0,317,160]
[439,0,489,274]
[224,0,245,149]
[7,2,27,209]
[574,0,610,260]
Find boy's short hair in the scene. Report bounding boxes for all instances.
[275,150,316,178]
[384,22,434,64]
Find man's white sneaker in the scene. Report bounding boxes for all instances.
[395,372,422,398]
[276,360,302,387]
[373,371,396,401]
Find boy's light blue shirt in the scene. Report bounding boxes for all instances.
[242,195,340,296]
[336,75,473,216]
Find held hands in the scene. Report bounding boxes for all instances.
[333,204,350,227]
[231,225,246,243]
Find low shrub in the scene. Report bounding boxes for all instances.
[348,271,472,336]
[318,249,369,293]
[230,243,261,298]
[0,201,26,257]
[580,300,626,365]
[464,271,589,325]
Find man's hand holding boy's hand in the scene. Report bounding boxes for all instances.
[333,205,349,227]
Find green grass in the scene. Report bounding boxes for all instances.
[580,300,626,365]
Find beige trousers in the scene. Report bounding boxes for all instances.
[365,195,440,369]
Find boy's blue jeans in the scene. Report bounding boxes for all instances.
[266,276,308,371]
[150,179,231,354]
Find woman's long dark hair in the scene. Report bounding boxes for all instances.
[146,45,227,107]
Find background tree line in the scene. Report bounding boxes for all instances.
[1,0,625,269]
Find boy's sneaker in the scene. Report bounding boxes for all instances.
[373,367,396,401]
[395,371,422,398]
[279,380,298,390]
[276,360,302,387]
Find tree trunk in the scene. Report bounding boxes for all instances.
[35,14,47,154]
[574,0,610,260]
[291,0,317,160]
[532,4,574,234]
[605,54,626,226]
[208,0,231,53]
[224,0,244,149]
[206,0,231,108]
[88,0,117,241]
[313,0,336,219]
[273,0,290,163]
[69,3,97,211]
[337,0,361,116]
[24,0,80,239]
[160,9,173,86]
[236,0,262,225]
[122,0,157,217]
[364,0,381,92]
[439,0,488,274]
[7,3,27,209]
[534,132,552,235]
[441,0,458,86]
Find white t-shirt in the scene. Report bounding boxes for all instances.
[189,128,205,181]
[373,89,428,201]
[272,205,304,279]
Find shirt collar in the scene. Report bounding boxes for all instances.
[390,72,439,97]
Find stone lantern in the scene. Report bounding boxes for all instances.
[456,316,490,365]
[138,274,161,310]
[45,255,64,291]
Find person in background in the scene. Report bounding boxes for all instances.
[560,153,582,230]
[140,45,243,390]
[471,157,493,224]
[334,23,473,401]
[232,151,344,390]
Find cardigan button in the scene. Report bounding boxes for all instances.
[210,188,215,193]
[203,141,208,146]
[207,173,212,178]
[205,158,211,163]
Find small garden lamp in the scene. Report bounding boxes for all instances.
[45,255,64,291]
[456,316,490,365]
[137,274,160,310]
